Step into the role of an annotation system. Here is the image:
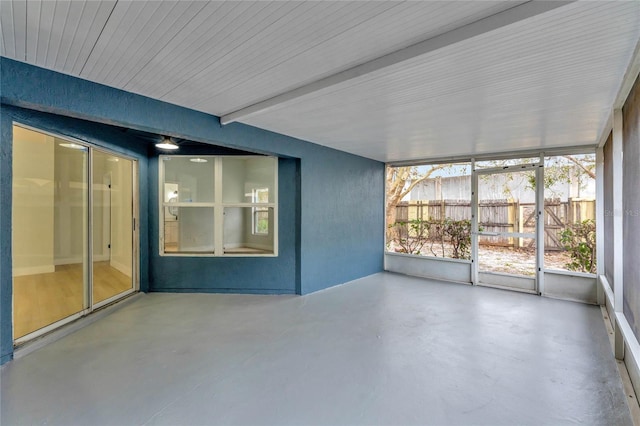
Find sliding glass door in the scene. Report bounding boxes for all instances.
[92,150,135,306]
[12,125,137,343]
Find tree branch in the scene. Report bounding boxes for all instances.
[563,155,595,179]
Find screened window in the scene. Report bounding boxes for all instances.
[386,162,472,259]
[160,156,277,256]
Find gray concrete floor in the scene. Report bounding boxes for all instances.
[1,273,633,425]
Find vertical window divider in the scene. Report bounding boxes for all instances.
[214,157,224,255]
[86,147,94,313]
[536,152,545,295]
[158,157,165,255]
[471,158,478,285]
[273,160,279,257]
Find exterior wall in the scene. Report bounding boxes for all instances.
[623,74,640,342]
[0,58,385,362]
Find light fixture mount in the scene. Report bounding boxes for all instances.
[155,136,179,150]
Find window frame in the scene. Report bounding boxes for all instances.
[252,187,270,235]
[159,155,278,257]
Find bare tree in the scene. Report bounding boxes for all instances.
[386,165,447,237]
[562,155,595,179]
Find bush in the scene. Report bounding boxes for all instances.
[560,219,596,273]
[389,218,471,260]
[442,218,472,260]
[388,219,430,255]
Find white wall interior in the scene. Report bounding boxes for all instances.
[12,127,55,276]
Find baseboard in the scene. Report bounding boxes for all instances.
[12,265,55,277]
[54,254,109,266]
[1,352,13,365]
[109,259,131,276]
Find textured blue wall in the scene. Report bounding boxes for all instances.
[1,110,12,364]
[0,58,385,362]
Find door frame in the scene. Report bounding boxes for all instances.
[12,123,140,345]
[471,156,545,294]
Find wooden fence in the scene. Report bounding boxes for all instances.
[395,198,595,250]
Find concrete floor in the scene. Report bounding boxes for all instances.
[1,273,633,425]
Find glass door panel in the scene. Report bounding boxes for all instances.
[12,126,88,339]
[92,151,134,305]
[476,167,538,291]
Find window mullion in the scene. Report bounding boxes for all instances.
[214,157,224,256]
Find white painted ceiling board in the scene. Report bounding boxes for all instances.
[129,1,288,99]
[243,1,640,162]
[107,1,213,88]
[118,1,230,93]
[9,0,117,74]
[173,1,397,111]
[80,1,147,78]
[164,1,520,114]
[0,0,27,60]
[67,1,117,74]
[0,0,638,164]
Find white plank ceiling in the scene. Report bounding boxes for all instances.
[1,1,639,163]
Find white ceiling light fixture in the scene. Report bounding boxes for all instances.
[156,136,179,150]
[190,158,207,163]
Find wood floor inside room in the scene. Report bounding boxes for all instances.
[13,262,132,339]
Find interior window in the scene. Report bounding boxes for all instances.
[160,155,277,256]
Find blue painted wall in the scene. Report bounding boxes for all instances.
[0,58,385,363]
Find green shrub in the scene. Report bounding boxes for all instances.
[389,218,471,260]
[560,219,596,273]
[442,218,472,260]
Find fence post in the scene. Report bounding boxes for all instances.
[568,197,574,224]
[508,200,517,248]
[516,200,522,248]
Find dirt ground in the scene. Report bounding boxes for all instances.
[387,242,573,276]
[479,246,572,276]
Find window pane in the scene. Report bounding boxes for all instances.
[253,209,269,235]
[222,157,275,203]
[92,150,134,304]
[543,154,596,273]
[164,207,214,253]
[224,207,274,254]
[162,156,214,203]
[12,127,87,338]
[386,162,472,259]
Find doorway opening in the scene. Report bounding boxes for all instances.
[11,124,138,344]
[473,161,541,292]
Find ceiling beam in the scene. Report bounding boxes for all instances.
[220,0,575,125]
